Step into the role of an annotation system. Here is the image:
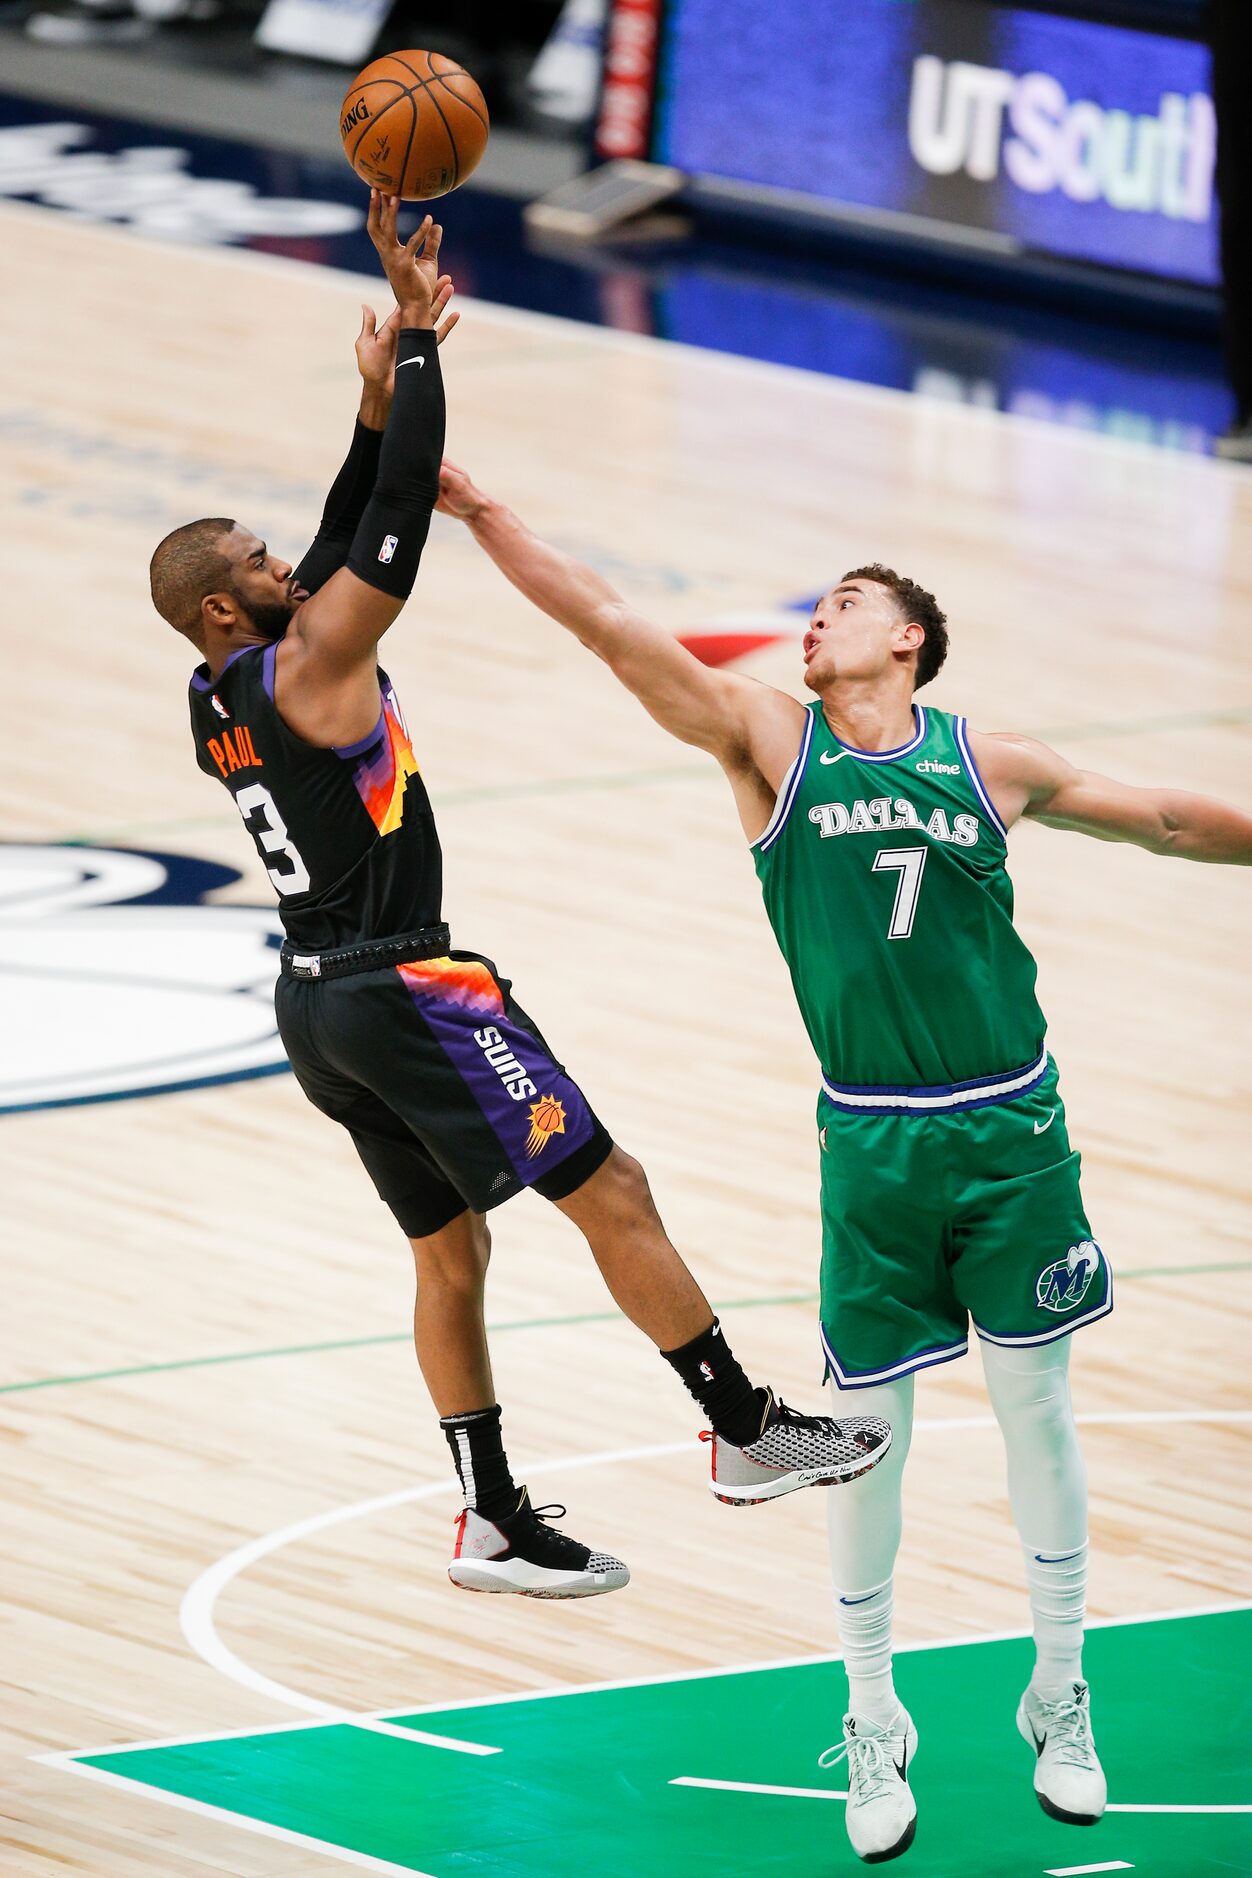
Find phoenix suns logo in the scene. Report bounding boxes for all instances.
[525,1094,567,1158]
[1036,1241,1101,1313]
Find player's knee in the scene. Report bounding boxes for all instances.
[410,1215,491,1292]
[600,1147,658,1230]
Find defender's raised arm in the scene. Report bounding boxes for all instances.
[436,460,804,780]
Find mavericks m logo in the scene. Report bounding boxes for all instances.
[0,844,288,1114]
[1036,1241,1101,1314]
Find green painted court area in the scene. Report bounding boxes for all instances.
[67,1610,1250,1877]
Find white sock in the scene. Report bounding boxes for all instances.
[980,1338,1088,1699]
[836,1579,898,1723]
[826,1374,913,1725]
[1022,1541,1088,1698]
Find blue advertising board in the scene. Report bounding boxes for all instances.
[652,0,1218,288]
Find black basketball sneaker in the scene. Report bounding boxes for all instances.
[448,1488,630,1598]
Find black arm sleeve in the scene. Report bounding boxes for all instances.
[293,417,384,597]
[345,328,446,600]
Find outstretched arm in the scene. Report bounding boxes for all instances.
[293,288,456,599]
[437,462,760,759]
[971,730,1252,863]
[275,196,451,743]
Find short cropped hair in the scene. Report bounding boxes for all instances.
[150,518,238,634]
[843,562,949,690]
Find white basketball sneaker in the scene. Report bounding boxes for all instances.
[1017,1681,1107,1825]
[821,1707,918,1863]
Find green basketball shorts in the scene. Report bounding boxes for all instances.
[817,1056,1112,1389]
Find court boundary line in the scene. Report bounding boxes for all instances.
[0,195,1243,480]
[668,1775,1251,1817]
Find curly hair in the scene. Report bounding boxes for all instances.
[150,518,237,635]
[842,562,949,690]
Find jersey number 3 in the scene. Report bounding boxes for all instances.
[872,846,927,940]
[235,782,311,897]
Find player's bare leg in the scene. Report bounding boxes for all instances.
[555,1146,893,1499]
[551,1145,712,1347]
[408,1210,494,1415]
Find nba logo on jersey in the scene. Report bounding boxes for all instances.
[379,534,398,564]
[211,693,229,719]
[1036,1241,1100,1313]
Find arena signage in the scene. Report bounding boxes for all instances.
[650,0,1218,287]
[908,56,1213,223]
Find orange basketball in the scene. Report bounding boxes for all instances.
[339,50,489,201]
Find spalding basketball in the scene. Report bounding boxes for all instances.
[339,50,489,201]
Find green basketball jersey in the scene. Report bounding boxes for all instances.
[752,702,1047,1108]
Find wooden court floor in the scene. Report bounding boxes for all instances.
[1,203,1249,1875]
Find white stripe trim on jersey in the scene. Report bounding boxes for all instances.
[954,715,1009,841]
[821,1322,969,1389]
[822,1046,1049,1112]
[752,707,815,854]
[974,1267,1115,1348]
[830,703,928,763]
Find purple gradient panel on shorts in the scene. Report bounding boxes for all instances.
[396,958,594,1181]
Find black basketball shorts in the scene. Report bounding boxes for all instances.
[274,949,614,1237]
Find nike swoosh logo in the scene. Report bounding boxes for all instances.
[819,750,846,765]
[839,1592,876,1606]
[1034,1550,1081,1563]
[894,1749,908,1780]
[1028,1722,1046,1757]
[396,355,426,370]
[1033,1110,1055,1135]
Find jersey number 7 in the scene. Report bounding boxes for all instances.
[871,846,927,940]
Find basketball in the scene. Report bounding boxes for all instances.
[339,50,490,201]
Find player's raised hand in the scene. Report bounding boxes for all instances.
[355,303,402,388]
[366,191,448,328]
[436,459,488,520]
[356,286,457,394]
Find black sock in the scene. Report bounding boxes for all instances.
[439,1403,521,1522]
[661,1318,770,1446]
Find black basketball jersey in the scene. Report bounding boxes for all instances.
[188,641,442,949]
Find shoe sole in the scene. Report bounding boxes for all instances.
[712,1445,890,1505]
[1016,1699,1104,1827]
[448,1560,629,1599]
[858,1814,917,1864]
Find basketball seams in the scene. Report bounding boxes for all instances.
[434,76,489,132]
[421,79,460,191]
[386,53,489,129]
[425,50,490,130]
[398,88,419,205]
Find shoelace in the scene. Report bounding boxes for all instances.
[1032,1695,1097,1768]
[512,1501,587,1562]
[819,1732,898,1803]
[773,1398,845,1437]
